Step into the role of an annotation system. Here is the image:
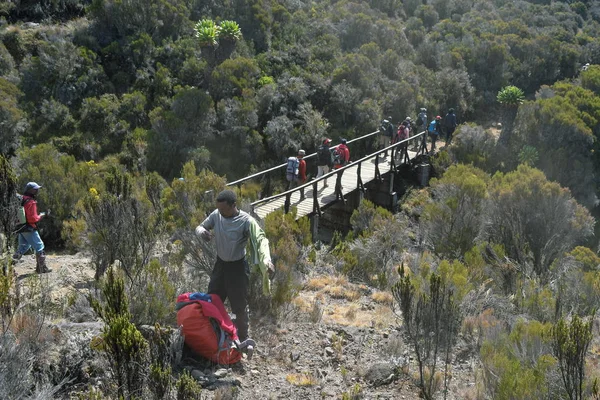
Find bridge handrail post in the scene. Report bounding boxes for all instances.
[357,162,363,192]
[284,192,291,214]
[335,169,344,201]
[312,181,321,216]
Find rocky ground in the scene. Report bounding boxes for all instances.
[10,252,480,399]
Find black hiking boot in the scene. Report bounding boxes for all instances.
[35,251,52,274]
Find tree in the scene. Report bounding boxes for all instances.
[0,78,25,156]
[0,156,18,252]
[552,315,593,400]
[497,85,525,144]
[422,164,490,259]
[485,165,594,276]
[392,266,462,400]
[509,85,598,207]
[581,64,600,95]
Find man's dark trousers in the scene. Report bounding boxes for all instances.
[208,257,250,341]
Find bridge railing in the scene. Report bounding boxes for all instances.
[225,129,381,198]
[251,131,428,217]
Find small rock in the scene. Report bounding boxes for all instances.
[383,332,389,338]
[191,369,205,379]
[325,347,335,356]
[214,368,228,378]
[250,369,259,375]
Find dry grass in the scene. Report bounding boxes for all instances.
[371,291,394,305]
[325,285,361,301]
[305,275,349,291]
[323,304,394,328]
[286,373,319,386]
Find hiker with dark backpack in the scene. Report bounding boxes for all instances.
[444,108,458,146]
[317,138,334,188]
[195,190,274,342]
[416,108,428,149]
[12,182,51,273]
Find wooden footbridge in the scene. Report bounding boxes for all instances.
[225,130,429,221]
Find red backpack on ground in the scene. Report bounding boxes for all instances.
[176,292,242,365]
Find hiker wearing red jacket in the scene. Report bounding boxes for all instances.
[298,149,307,200]
[12,182,51,273]
[334,138,350,169]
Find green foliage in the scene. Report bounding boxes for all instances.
[82,165,164,281]
[510,83,600,206]
[581,65,600,95]
[89,267,148,399]
[480,319,557,400]
[160,162,226,231]
[568,246,600,272]
[16,144,99,246]
[450,124,497,171]
[349,199,392,237]
[486,164,594,276]
[343,200,406,288]
[194,19,219,47]
[552,315,593,400]
[219,20,242,41]
[422,164,489,259]
[89,0,191,43]
[128,259,176,326]
[0,155,18,246]
[517,145,539,166]
[497,86,525,106]
[175,370,201,400]
[260,208,310,317]
[0,78,25,156]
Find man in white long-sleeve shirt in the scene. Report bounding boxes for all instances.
[195,190,274,341]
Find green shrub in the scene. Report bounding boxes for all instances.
[175,370,202,400]
[480,319,557,400]
[89,268,148,399]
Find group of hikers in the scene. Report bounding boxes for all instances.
[380,107,458,154]
[284,107,458,197]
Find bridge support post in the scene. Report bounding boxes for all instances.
[309,214,319,242]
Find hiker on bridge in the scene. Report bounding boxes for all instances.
[416,108,428,149]
[317,138,334,188]
[393,120,410,160]
[286,149,307,200]
[444,108,458,146]
[195,190,275,342]
[428,116,442,152]
[379,117,394,157]
[297,150,307,200]
[333,138,350,169]
[12,182,51,274]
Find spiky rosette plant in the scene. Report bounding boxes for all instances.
[194,19,220,47]
[497,85,525,106]
[218,20,242,41]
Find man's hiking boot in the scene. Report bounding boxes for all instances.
[11,253,23,264]
[35,251,51,274]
